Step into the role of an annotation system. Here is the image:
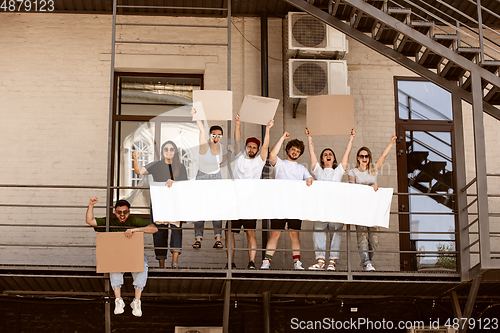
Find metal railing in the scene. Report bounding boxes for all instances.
[0,183,461,280]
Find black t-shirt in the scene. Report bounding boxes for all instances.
[145,160,188,182]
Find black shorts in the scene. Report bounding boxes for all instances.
[225,219,257,233]
[271,219,302,230]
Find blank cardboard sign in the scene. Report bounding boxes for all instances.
[96,232,144,273]
[238,95,280,125]
[306,95,354,136]
[192,90,233,121]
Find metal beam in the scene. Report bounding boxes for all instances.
[452,93,470,282]
[263,291,271,333]
[450,291,463,318]
[283,0,500,121]
[223,280,231,333]
[458,276,481,333]
[471,72,492,268]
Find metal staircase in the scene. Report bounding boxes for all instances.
[284,0,500,120]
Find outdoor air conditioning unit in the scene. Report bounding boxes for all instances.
[174,327,222,333]
[287,59,350,98]
[286,12,348,58]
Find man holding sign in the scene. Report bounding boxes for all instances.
[85,198,158,317]
[225,113,274,269]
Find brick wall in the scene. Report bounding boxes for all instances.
[1,13,499,272]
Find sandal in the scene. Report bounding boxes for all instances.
[308,259,325,270]
[327,260,336,271]
[171,262,178,269]
[213,240,224,249]
[192,240,202,249]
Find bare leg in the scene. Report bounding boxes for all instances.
[289,231,301,260]
[264,231,282,257]
[246,230,257,262]
[113,288,121,299]
[172,252,179,265]
[225,230,236,262]
[134,289,142,301]
[158,259,165,268]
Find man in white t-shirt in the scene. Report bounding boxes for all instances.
[261,132,313,270]
[225,113,274,270]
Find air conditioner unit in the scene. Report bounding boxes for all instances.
[174,327,222,333]
[287,59,350,98]
[286,12,348,58]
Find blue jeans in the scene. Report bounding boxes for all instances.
[356,226,380,264]
[194,170,223,239]
[153,223,183,260]
[110,254,148,291]
[313,222,344,260]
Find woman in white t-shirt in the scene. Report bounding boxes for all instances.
[305,127,356,271]
[348,135,397,271]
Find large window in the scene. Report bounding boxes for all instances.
[395,78,456,272]
[112,73,203,213]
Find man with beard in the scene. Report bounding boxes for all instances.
[86,198,158,317]
[225,113,274,269]
[260,132,313,270]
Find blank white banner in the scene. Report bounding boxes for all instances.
[150,179,393,228]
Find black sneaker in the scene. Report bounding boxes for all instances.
[247,261,256,269]
[224,262,237,269]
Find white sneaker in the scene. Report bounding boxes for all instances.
[130,299,142,317]
[114,298,125,315]
[293,260,305,270]
[260,259,270,270]
[364,262,376,271]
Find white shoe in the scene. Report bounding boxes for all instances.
[294,260,305,270]
[130,299,142,317]
[364,263,376,271]
[114,298,125,315]
[260,259,270,270]
[308,260,325,270]
[326,261,336,271]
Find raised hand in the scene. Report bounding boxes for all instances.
[267,119,274,129]
[133,151,141,159]
[305,128,311,137]
[89,197,98,205]
[283,132,290,139]
[350,128,357,138]
[235,113,241,124]
[390,135,397,143]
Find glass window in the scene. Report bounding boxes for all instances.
[398,80,453,121]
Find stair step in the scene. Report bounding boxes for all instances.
[408,181,454,209]
[440,61,466,81]
[433,34,459,41]
[410,20,435,27]
[480,60,500,74]
[388,7,412,15]
[418,49,444,69]
[407,151,429,167]
[484,86,500,105]
[457,47,480,61]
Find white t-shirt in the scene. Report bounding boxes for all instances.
[313,163,345,182]
[348,167,378,185]
[273,157,312,180]
[232,152,266,179]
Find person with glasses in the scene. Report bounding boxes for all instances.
[133,140,188,268]
[348,135,397,271]
[85,198,158,317]
[225,113,274,270]
[191,107,232,249]
[305,127,356,271]
[261,132,314,270]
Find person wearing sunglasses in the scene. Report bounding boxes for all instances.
[191,107,232,250]
[133,140,188,269]
[348,135,397,271]
[261,132,314,270]
[225,113,274,269]
[305,127,356,271]
[86,198,158,317]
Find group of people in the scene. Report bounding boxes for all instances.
[85,112,396,316]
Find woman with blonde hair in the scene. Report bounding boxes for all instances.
[348,135,397,271]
